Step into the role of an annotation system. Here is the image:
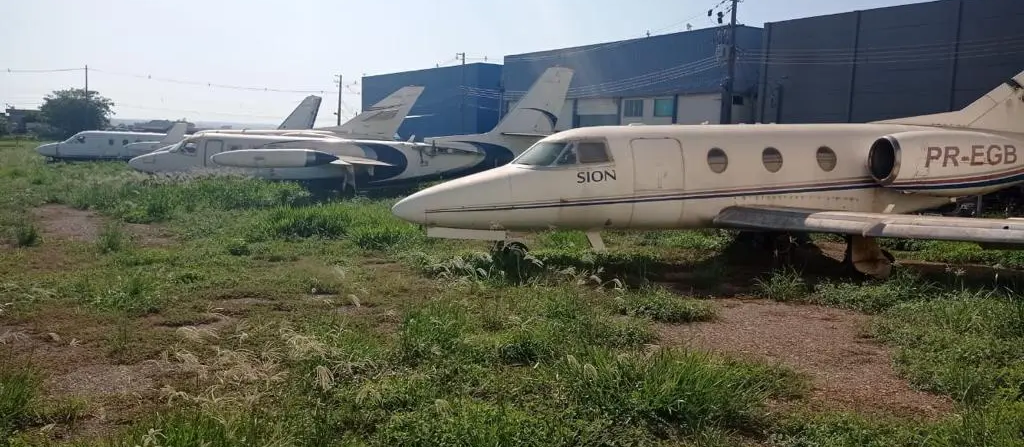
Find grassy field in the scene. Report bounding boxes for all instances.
[1,137,1022,446]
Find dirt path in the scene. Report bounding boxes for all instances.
[29,204,174,246]
[657,298,953,419]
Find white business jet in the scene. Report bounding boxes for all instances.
[137,68,574,191]
[36,95,324,162]
[390,69,1024,279]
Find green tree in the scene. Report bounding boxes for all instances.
[39,88,114,139]
[0,114,8,137]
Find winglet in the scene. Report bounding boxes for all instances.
[873,69,1024,133]
[277,95,323,130]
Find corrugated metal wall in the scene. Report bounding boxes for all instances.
[757,0,1024,124]
[361,63,502,139]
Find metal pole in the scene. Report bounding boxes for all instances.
[336,74,343,126]
[720,0,738,124]
[457,52,466,132]
[84,64,89,99]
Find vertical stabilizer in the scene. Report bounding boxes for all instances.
[874,69,1024,133]
[490,66,574,136]
[319,85,425,140]
[277,95,323,130]
[159,122,189,144]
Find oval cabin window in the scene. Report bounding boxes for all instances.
[816,146,837,171]
[707,148,728,173]
[762,147,783,172]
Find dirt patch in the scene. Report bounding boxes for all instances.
[29,204,174,246]
[657,298,953,419]
[44,362,166,399]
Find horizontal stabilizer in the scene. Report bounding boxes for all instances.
[210,149,392,169]
[713,205,1024,246]
[500,132,553,137]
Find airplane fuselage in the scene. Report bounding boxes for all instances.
[392,123,1024,233]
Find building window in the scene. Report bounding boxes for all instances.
[762,147,783,172]
[817,146,837,171]
[623,99,644,117]
[653,98,674,117]
[707,148,728,173]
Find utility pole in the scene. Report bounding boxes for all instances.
[457,52,466,132]
[334,74,343,125]
[720,0,739,125]
[84,64,89,99]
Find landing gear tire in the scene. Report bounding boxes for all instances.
[491,240,529,256]
[843,235,893,279]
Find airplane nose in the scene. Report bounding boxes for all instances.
[36,143,58,157]
[128,154,155,172]
[392,195,426,225]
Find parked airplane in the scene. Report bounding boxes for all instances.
[35,95,324,162]
[130,68,574,190]
[390,69,1024,279]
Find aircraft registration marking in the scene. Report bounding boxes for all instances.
[926,145,1017,168]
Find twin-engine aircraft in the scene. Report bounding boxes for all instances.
[391,69,1024,279]
[129,67,575,191]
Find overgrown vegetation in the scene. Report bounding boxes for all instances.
[1,137,1023,446]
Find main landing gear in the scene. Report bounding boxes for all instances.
[843,235,895,279]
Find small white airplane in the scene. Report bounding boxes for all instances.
[131,68,574,191]
[391,69,1024,279]
[35,95,324,162]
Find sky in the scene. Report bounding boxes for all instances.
[1,0,935,127]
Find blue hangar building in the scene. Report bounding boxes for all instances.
[756,0,1024,124]
[360,63,503,140]
[502,25,763,130]
[360,25,763,138]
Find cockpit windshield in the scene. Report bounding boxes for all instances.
[512,140,611,167]
[512,141,570,166]
[64,133,86,144]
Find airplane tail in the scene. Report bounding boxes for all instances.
[874,69,1024,133]
[487,66,574,137]
[317,85,425,140]
[277,95,323,130]
[159,122,189,144]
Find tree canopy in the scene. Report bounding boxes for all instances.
[39,88,114,139]
[0,114,8,136]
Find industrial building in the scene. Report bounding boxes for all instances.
[756,0,1024,124]
[362,0,1024,136]
[360,63,502,139]
[501,25,763,129]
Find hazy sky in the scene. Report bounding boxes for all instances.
[2,0,932,126]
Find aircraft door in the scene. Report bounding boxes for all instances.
[201,140,224,167]
[629,138,685,228]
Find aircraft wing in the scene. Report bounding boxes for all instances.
[209,148,393,169]
[712,205,1024,246]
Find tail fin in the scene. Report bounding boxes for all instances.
[277,95,323,130]
[317,85,425,140]
[489,66,574,136]
[159,122,189,144]
[874,69,1024,133]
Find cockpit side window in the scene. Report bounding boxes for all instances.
[576,141,610,164]
[74,135,86,143]
[553,143,578,165]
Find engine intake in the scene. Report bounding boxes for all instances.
[865,130,1024,197]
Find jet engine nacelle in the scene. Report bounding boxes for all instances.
[867,129,1024,197]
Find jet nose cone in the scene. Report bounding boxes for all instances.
[128,154,155,172]
[392,195,426,225]
[36,143,58,157]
